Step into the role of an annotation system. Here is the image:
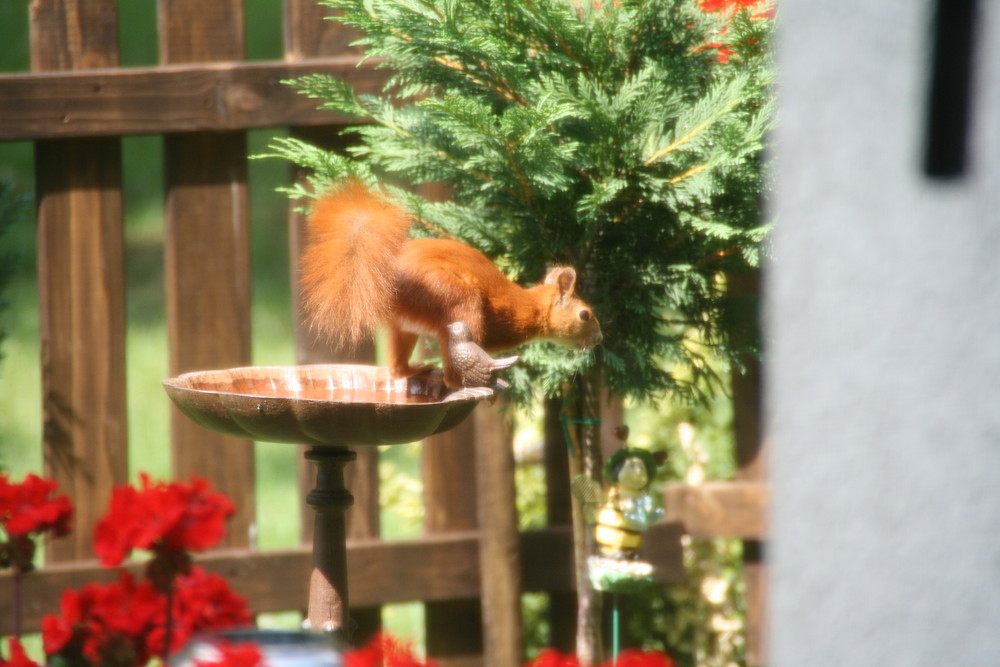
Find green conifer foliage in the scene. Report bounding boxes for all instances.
[270,0,774,403]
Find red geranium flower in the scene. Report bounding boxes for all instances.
[524,649,581,667]
[345,633,433,667]
[94,473,234,568]
[147,566,253,656]
[1,638,42,667]
[41,572,161,667]
[0,473,73,538]
[42,567,252,666]
[194,641,266,667]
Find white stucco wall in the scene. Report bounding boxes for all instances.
[768,1,1000,664]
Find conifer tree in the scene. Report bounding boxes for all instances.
[271,0,773,403]
[269,1,774,662]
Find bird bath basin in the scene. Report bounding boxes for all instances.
[162,364,481,447]
[163,364,495,637]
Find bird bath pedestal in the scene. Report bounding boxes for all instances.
[163,364,492,637]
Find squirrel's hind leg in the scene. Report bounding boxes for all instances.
[388,327,422,378]
[387,325,441,381]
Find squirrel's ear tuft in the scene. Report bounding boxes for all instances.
[544,267,577,299]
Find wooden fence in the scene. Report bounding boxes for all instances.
[0,2,765,666]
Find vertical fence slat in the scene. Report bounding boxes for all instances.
[30,0,128,563]
[159,0,254,549]
[415,177,482,667]
[543,397,577,652]
[475,402,523,667]
[283,0,382,640]
[283,0,362,61]
[423,418,484,666]
[730,269,767,667]
[284,10,377,553]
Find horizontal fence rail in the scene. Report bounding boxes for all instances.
[0,57,387,140]
[0,524,686,634]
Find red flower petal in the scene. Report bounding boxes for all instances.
[147,566,252,656]
[94,474,235,567]
[2,637,42,667]
[0,473,73,538]
[345,633,432,667]
[40,617,73,656]
[42,572,160,667]
[524,649,581,667]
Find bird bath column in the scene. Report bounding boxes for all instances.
[303,446,356,635]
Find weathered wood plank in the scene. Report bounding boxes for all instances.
[282,0,380,550]
[0,536,477,635]
[29,0,119,72]
[283,0,363,61]
[662,481,769,540]
[160,0,254,550]
[158,0,244,64]
[475,402,523,667]
[0,58,386,140]
[423,417,484,667]
[283,0,383,641]
[36,139,128,562]
[543,397,576,653]
[163,130,255,548]
[31,0,129,563]
[3,525,676,635]
[419,176,484,666]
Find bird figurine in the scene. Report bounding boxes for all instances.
[446,321,519,390]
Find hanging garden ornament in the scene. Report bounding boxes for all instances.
[573,434,664,593]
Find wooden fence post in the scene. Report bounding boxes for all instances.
[475,401,523,667]
[159,0,255,549]
[283,0,382,642]
[423,417,483,667]
[544,397,577,652]
[729,269,767,667]
[31,0,129,563]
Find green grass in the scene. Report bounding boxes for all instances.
[0,278,42,478]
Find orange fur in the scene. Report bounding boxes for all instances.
[301,182,411,348]
[301,182,603,387]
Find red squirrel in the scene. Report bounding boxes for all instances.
[300,181,603,388]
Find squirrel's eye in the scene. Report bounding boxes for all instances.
[579,309,591,322]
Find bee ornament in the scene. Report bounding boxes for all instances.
[573,438,665,592]
[594,447,662,559]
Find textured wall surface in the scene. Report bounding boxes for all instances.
[768,1,1000,664]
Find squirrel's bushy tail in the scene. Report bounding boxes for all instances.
[300,181,411,349]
